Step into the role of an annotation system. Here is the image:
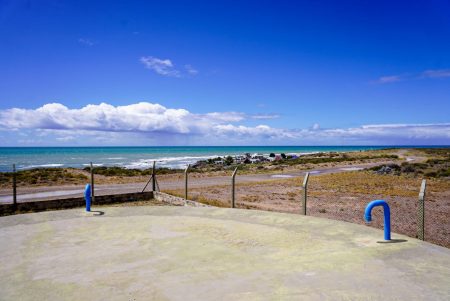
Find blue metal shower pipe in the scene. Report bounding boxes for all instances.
[84,184,91,212]
[364,200,391,241]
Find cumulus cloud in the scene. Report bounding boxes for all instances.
[0,102,280,138]
[0,102,449,145]
[204,112,245,122]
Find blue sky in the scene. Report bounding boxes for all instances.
[0,0,449,145]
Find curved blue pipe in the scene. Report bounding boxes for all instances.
[84,184,91,212]
[364,200,391,240]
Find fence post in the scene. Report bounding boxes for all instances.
[302,172,309,215]
[12,164,17,208]
[231,167,238,208]
[184,164,190,200]
[90,162,95,204]
[418,179,426,241]
[152,161,156,191]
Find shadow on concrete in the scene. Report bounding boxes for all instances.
[84,210,105,216]
[377,239,408,244]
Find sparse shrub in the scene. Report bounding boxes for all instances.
[401,164,416,173]
[387,164,401,170]
[437,168,450,178]
[82,166,182,176]
[287,191,296,196]
[424,171,437,178]
[224,156,234,165]
[207,157,222,164]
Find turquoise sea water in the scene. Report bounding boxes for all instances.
[0,146,444,172]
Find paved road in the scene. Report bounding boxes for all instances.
[0,162,388,204]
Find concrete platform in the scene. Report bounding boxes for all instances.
[0,206,449,300]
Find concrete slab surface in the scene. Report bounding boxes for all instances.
[0,206,449,300]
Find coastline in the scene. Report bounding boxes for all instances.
[1,145,442,172]
[2,147,448,189]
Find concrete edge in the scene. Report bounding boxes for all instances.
[154,191,212,207]
[0,191,155,216]
[0,191,212,216]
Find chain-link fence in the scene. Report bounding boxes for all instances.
[307,193,418,240]
[304,174,449,248]
[423,181,450,248]
[162,170,449,249]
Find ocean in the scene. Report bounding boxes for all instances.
[0,146,438,172]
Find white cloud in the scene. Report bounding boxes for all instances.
[0,102,277,137]
[204,112,246,122]
[140,56,180,77]
[78,38,95,46]
[56,135,76,142]
[250,114,280,120]
[140,56,200,77]
[213,124,295,139]
[421,69,450,78]
[0,102,449,145]
[375,68,450,84]
[376,75,403,84]
[185,64,198,75]
[290,123,450,145]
